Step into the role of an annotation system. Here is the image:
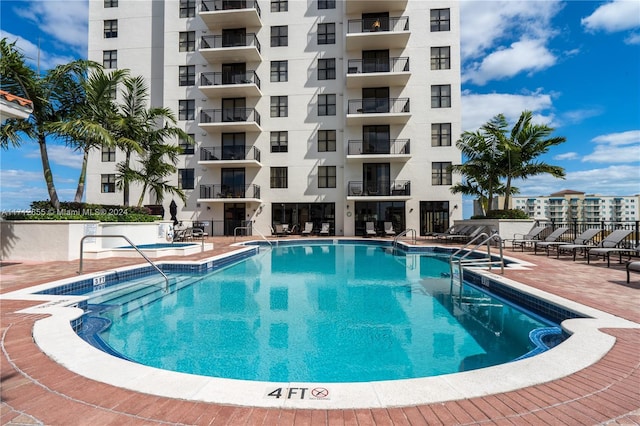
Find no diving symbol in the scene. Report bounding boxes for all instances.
[311,387,329,399]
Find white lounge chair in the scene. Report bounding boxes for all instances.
[319,222,330,236]
[301,222,314,236]
[365,221,376,237]
[384,222,396,236]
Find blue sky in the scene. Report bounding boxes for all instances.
[1,0,639,216]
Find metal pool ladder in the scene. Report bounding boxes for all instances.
[449,232,504,283]
[234,226,273,248]
[78,235,170,292]
[393,228,416,252]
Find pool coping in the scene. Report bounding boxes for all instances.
[2,241,639,409]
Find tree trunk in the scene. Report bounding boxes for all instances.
[503,177,512,210]
[123,150,131,206]
[137,183,147,207]
[74,149,89,203]
[38,133,60,209]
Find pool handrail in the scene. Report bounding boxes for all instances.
[235,225,273,248]
[393,228,416,251]
[78,235,170,292]
[449,232,504,280]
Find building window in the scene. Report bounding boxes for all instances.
[179,0,196,18]
[104,20,117,38]
[179,99,195,120]
[318,0,335,10]
[318,130,336,152]
[101,174,116,193]
[317,58,336,80]
[432,162,452,185]
[318,23,335,45]
[101,146,116,162]
[270,60,288,82]
[179,65,195,86]
[271,0,288,12]
[431,8,450,32]
[104,0,118,7]
[271,96,288,117]
[318,94,336,116]
[103,50,117,69]
[431,85,451,108]
[271,26,288,47]
[179,134,195,154]
[270,167,288,188]
[178,169,195,189]
[179,31,196,52]
[431,46,450,70]
[271,131,288,153]
[318,166,336,188]
[431,123,452,146]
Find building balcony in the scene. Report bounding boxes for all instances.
[199,0,262,29]
[346,57,410,88]
[198,184,261,202]
[346,180,411,200]
[200,34,261,63]
[199,146,261,166]
[199,71,261,98]
[345,0,408,14]
[346,139,410,162]
[346,16,409,51]
[346,98,410,125]
[199,108,261,132]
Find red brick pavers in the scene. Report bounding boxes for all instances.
[1,237,639,425]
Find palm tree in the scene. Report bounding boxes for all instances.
[0,38,95,209]
[483,111,566,209]
[133,141,186,207]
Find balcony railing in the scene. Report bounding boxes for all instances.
[347,180,410,197]
[200,146,261,162]
[200,183,261,199]
[347,139,409,155]
[200,108,261,125]
[200,0,261,15]
[200,71,260,89]
[201,33,261,52]
[347,57,409,74]
[347,98,410,115]
[347,16,409,34]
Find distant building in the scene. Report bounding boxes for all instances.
[510,190,639,222]
[0,90,33,122]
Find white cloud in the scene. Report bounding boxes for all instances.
[554,152,579,161]
[0,30,75,70]
[581,0,640,33]
[580,130,640,163]
[626,32,640,44]
[24,145,83,169]
[461,90,554,132]
[559,108,603,125]
[464,39,556,85]
[591,130,640,146]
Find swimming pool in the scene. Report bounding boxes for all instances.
[81,243,560,383]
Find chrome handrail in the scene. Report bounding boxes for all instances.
[78,235,169,292]
[449,232,504,281]
[393,228,416,251]
[235,225,272,248]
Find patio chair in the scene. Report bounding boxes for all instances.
[540,228,601,257]
[507,225,550,250]
[273,224,287,237]
[191,227,206,241]
[432,225,471,240]
[556,229,633,261]
[525,227,569,253]
[365,221,377,237]
[627,261,640,283]
[319,222,330,236]
[442,225,486,243]
[587,243,640,267]
[384,222,396,237]
[301,222,314,236]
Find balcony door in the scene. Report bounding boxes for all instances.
[222,132,245,160]
[363,163,390,195]
[224,203,245,236]
[362,125,390,154]
[222,28,246,47]
[362,12,389,32]
[362,50,389,73]
[222,97,246,122]
[221,168,245,197]
[222,63,246,84]
[362,87,389,113]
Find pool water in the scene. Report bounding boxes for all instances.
[85,244,556,383]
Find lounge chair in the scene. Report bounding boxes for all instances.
[526,227,569,253]
[627,261,640,283]
[507,225,550,250]
[301,222,314,236]
[587,243,640,267]
[556,229,633,261]
[427,225,458,238]
[273,224,287,237]
[540,228,601,257]
[365,221,376,237]
[319,222,330,236]
[442,225,486,243]
[191,227,206,241]
[433,225,472,241]
[383,222,396,236]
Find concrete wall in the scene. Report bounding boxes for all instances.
[453,219,536,243]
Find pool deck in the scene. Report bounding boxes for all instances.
[1,236,639,425]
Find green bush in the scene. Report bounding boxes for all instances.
[2,201,158,222]
[483,209,530,219]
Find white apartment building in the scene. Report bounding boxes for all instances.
[512,190,640,223]
[86,0,462,237]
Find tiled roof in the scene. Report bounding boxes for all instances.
[0,89,33,110]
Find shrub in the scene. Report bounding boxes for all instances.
[484,209,530,219]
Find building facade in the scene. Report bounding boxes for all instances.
[512,190,639,223]
[86,0,462,236]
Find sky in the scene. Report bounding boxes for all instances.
[1,0,639,216]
